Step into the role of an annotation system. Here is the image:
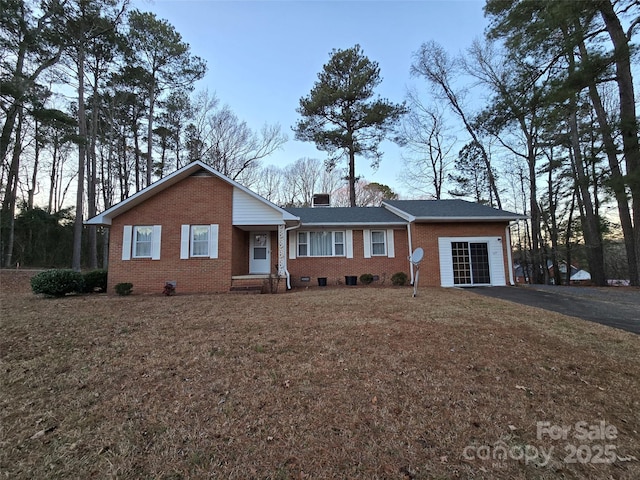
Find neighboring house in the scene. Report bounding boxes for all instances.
[86,161,526,294]
[514,260,592,285]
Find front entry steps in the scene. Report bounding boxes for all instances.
[229,285,263,294]
[230,274,284,294]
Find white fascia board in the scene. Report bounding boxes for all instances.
[381,202,415,222]
[298,222,408,228]
[414,215,528,222]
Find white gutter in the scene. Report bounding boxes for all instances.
[407,222,414,285]
[284,221,301,290]
[506,223,515,286]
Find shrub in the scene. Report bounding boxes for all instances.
[359,273,374,285]
[31,269,84,297]
[114,282,133,296]
[82,269,108,293]
[391,272,408,286]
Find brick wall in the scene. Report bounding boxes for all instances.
[231,227,249,276]
[286,223,511,288]
[411,222,510,286]
[287,229,411,287]
[106,176,513,294]
[108,175,234,294]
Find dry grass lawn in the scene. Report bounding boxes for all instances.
[1,270,639,479]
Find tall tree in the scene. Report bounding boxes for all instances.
[0,0,66,266]
[294,44,406,207]
[64,0,128,271]
[465,39,549,282]
[411,41,502,208]
[448,141,495,204]
[125,10,206,187]
[398,94,455,199]
[484,0,640,284]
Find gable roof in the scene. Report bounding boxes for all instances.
[285,207,406,226]
[383,199,526,222]
[85,161,298,226]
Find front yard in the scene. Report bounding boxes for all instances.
[1,270,639,479]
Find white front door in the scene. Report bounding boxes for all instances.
[249,232,271,274]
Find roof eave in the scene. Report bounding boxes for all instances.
[381,201,415,222]
[298,222,408,227]
[414,215,528,222]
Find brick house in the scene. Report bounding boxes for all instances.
[86,161,525,294]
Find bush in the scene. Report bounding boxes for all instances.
[31,269,85,297]
[114,282,133,296]
[359,273,374,285]
[82,269,107,293]
[391,272,408,286]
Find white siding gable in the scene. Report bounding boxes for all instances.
[233,188,285,225]
[488,238,506,285]
[438,238,454,287]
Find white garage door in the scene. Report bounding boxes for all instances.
[438,237,506,287]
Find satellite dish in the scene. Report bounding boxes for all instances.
[410,247,424,297]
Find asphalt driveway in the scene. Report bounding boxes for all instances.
[469,285,640,334]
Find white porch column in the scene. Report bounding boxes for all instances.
[278,224,286,276]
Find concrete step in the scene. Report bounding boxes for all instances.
[229,285,263,294]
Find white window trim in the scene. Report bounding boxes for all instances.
[133,226,154,258]
[122,225,161,260]
[363,229,395,258]
[296,231,347,257]
[191,225,211,257]
[371,230,387,256]
[180,224,219,259]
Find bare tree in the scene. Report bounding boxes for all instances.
[185,91,287,188]
[398,91,455,199]
[411,41,502,208]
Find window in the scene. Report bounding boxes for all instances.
[133,226,153,258]
[297,231,345,257]
[451,241,490,285]
[371,230,386,256]
[181,224,219,259]
[363,229,394,258]
[334,231,344,256]
[191,226,210,257]
[122,225,161,261]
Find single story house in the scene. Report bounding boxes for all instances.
[86,161,526,294]
[513,260,592,285]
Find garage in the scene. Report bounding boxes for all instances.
[438,236,507,287]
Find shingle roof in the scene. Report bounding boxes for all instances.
[384,199,525,221]
[284,207,406,226]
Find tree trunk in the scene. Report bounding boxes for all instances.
[2,109,23,268]
[348,148,356,207]
[72,43,86,272]
[28,119,40,210]
[597,0,640,285]
[146,83,156,187]
[568,107,606,285]
[87,71,100,269]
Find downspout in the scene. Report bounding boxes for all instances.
[407,222,414,285]
[505,223,515,286]
[284,221,301,290]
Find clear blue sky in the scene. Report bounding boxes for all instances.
[134,0,489,197]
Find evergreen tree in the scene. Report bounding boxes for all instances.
[294,45,406,207]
